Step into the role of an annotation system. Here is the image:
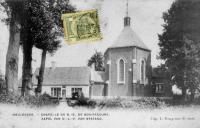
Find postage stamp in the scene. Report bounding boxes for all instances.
[61,9,102,44]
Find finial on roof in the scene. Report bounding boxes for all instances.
[124,0,131,27]
[126,0,129,16]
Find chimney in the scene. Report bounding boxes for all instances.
[51,61,56,70]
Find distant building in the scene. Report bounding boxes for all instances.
[151,67,172,97]
[31,65,106,99]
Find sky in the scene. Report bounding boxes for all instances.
[0,0,174,77]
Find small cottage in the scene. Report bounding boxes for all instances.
[151,67,172,97]
[31,65,106,99]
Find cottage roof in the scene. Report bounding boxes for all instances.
[109,26,150,50]
[152,67,167,78]
[32,67,91,86]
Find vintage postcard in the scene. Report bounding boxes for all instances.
[0,0,200,128]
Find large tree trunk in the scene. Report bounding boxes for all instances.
[35,50,47,95]
[21,42,33,96]
[182,87,187,101]
[5,9,21,95]
[182,70,187,102]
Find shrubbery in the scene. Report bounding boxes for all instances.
[96,97,167,109]
[0,93,59,107]
[20,93,59,107]
[97,97,123,108]
[191,95,200,105]
[1,93,199,109]
[0,93,20,104]
[134,97,166,109]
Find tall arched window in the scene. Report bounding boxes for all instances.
[140,59,145,84]
[118,59,125,83]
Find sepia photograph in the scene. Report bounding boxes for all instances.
[0,0,200,128]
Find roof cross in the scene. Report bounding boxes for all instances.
[124,0,131,27]
[126,0,129,16]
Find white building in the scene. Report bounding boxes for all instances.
[31,66,106,99]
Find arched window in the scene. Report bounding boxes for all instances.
[118,59,125,83]
[140,59,145,84]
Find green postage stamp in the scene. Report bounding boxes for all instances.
[61,9,102,44]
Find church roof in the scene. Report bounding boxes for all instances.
[109,26,150,51]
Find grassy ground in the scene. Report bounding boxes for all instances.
[0,93,200,128]
[0,96,200,128]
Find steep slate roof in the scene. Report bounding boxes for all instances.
[109,26,150,50]
[32,67,91,86]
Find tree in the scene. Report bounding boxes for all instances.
[21,0,75,95]
[158,0,200,100]
[0,1,23,94]
[0,0,34,96]
[88,51,105,71]
[1,0,75,96]
[20,0,36,96]
[1,0,37,96]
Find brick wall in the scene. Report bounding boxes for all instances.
[104,46,151,97]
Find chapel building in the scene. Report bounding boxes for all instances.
[103,12,152,97]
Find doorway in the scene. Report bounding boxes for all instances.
[62,89,66,99]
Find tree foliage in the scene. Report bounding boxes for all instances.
[22,0,75,53]
[25,0,75,53]
[158,0,200,98]
[88,51,105,71]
